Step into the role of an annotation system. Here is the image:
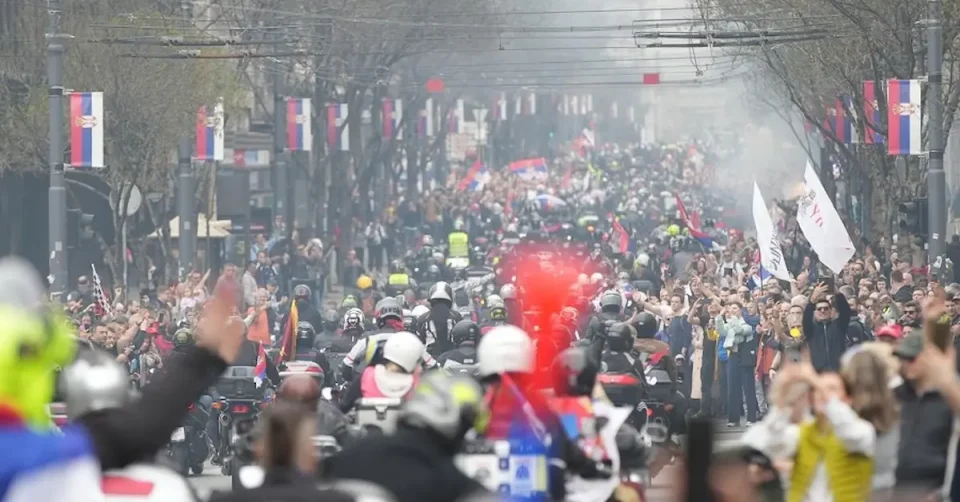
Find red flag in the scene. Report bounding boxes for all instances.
[278,301,299,362]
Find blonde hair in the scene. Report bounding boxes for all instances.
[840,348,899,433]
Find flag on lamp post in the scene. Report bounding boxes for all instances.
[195,98,224,161]
[285,97,312,151]
[68,91,105,168]
[326,103,349,151]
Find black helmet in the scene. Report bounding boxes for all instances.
[632,311,658,339]
[427,264,441,277]
[294,284,312,300]
[375,297,403,324]
[599,290,622,312]
[607,322,636,352]
[552,347,598,397]
[450,319,480,346]
[297,321,316,338]
[428,282,454,305]
[323,309,339,332]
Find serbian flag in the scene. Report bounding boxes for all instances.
[509,157,548,181]
[326,103,349,151]
[286,97,312,151]
[195,99,225,161]
[382,98,402,140]
[68,91,105,168]
[611,217,634,254]
[447,99,464,134]
[457,159,489,192]
[675,193,715,249]
[418,98,434,137]
[254,342,268,387]
[278,301,299,362]
[887,79,922,156]
[862,81,883,144]
[523,92,536,115]
[824,97,856,144]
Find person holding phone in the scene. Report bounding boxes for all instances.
[802,283,852,373]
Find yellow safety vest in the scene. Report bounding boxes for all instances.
[388,273,409,286]
[448,232,469,258]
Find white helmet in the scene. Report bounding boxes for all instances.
[422,235,434,246]
[578,273,590,286]
[382,331,425,373]
[590,273,604,284]
[411,305,430,317]
[477,325,534,377]
[499,284,516,300]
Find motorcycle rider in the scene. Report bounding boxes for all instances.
[435,320,481,374]
[341,308,366,341]
[479,294,507,334]
[584,289,626,358]
[340,299,437,382]
[386,261,413,298]
[477,325,610,499]
[0,256,246,501]
[339,331,425,412]
[283,284,324,336]
[324,372,489,502]
[446,220,470,268]
[414,282,463,355]
[61,348,197,502]
[499,284,523,328]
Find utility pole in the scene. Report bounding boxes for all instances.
[926,0,947,269]
[177,0,196,278]
[47,0,68,300]
[272,46,289,238]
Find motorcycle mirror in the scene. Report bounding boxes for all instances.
[643,422,670,444]
[238,465,265,488]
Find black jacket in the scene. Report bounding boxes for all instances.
[324,426,487,502]
[210,468,357,502]
[802,293,852,372]
[78,346,228,470]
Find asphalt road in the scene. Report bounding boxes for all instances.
[188,425,747,501]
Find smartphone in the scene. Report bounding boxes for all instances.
[157,311,166,324]
[821,276,835,292]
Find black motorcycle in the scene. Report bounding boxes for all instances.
[228,414,261,490]
[163,401,211,476]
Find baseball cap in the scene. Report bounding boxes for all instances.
[875,324,903,340]
[894,332,924,359]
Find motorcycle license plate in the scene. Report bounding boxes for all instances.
[171,427,186,442]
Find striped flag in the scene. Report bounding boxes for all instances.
[418,98,435,137]
[382,98,403,140]
[824,97,856,144]
[862,81,883,144]
[887,79,922,156]
[278,301,299,362]
[447,99,464,134]
[68,92,105,168]
[195,99,225,161]
[286,98,312,151]
[326,103,349,151]
[494,93,507,121]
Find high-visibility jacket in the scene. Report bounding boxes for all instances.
[388,273,410,286]
[448,232,469,259]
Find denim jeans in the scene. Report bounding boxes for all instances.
[726,352,759,424]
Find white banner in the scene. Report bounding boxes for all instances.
[796,162,855,275]
[752,183,793,281]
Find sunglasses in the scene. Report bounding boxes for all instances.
[816,306,831,312]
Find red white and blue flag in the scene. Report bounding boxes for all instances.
[326,103,349,151]
[824,97,856,144]
[862,81,883,144]
[286,97,312,151]
[195,99,224,161]
[68,91,104,168]
[494,92,507,121]
[418,98,434,138]
[611,217,635,254]
[509,157,548,181]
[447,99,464,134]
[675,193,716,249]
[229,149,270,168]
[254,342,268,388]
[887,79,922,156]
[457,159,489,192]
[382,98,403,139]
[523,92,536,115]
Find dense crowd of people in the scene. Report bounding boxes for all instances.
[7,128,960,502]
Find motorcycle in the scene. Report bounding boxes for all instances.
[163,401,211,476]
[227,414,260,491]
[350,397,403,435]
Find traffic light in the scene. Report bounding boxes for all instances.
[67,209,95,248]
[898,198,929,235]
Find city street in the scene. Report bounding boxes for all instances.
[188,425,747,500]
